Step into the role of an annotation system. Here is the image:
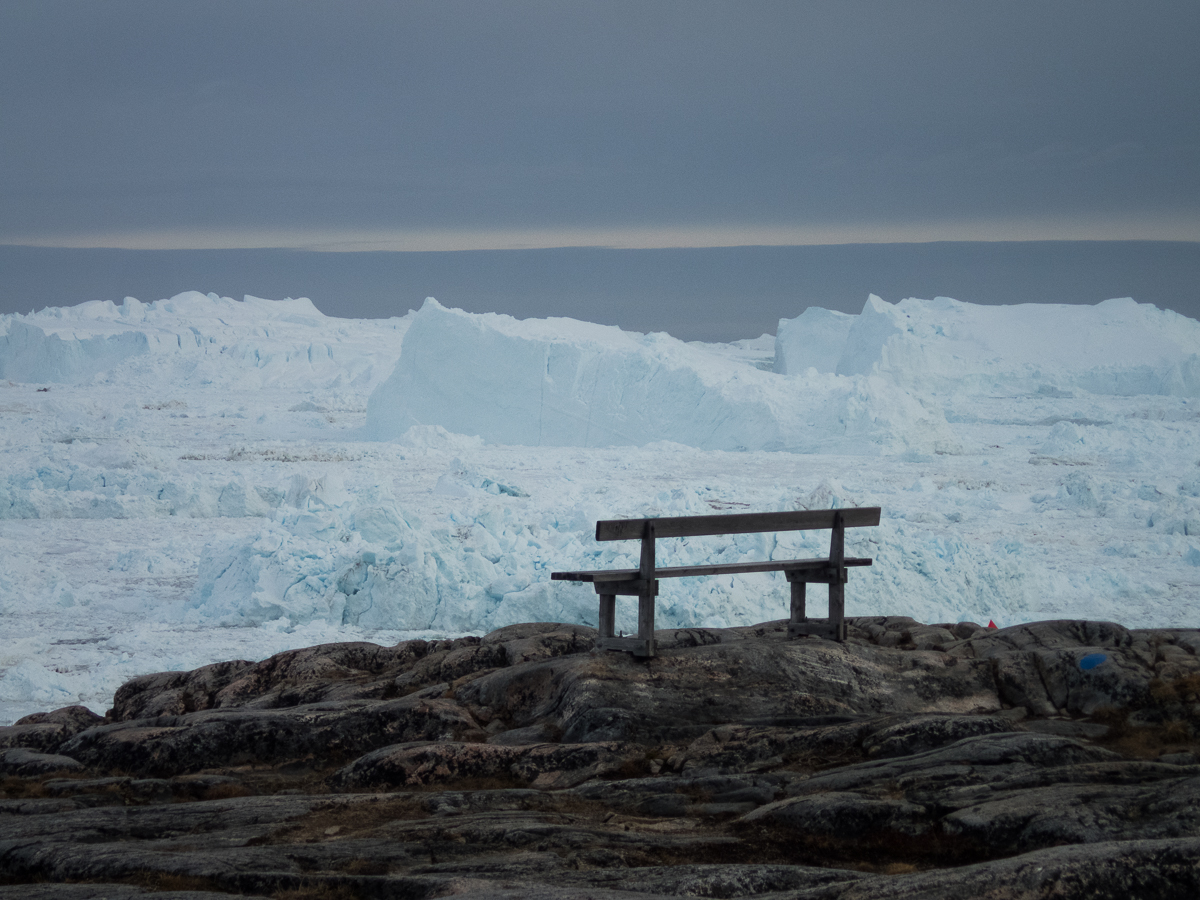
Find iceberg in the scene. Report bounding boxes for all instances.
[366,298,957,455]
[774,306,855,375]
[827,294,1200,396]
[0,320,149,383]
[0,291,410,392]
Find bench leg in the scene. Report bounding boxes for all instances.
[828,511,847,642]
[637,584,656,658]
[593,581,657,657]
[786,573,847,643]
[790,512,848,642]
[789,580,806,625]
[598,593,616,639]
[829,578,847,642]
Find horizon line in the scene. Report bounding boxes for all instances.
[4,220,1200,253]
[4,237,1200,255]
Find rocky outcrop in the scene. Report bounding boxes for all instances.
[0,705,104,754]
[0,748,84,777]
[3,616,1200,898]
[332,738,643,790]
[59,693,484,778]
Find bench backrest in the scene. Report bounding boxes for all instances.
[595,507,881,542]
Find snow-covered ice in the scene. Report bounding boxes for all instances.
[1,289,1198,724]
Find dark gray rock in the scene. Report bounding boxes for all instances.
[13,705,105,732]
[6,617,1200,899]
[561,862,871,896]
[942,776,1200,852]
[1160,750,1199,765]
[110,659,256,720]
[0,705,106,755]
[0,723,74,754]
[60,694,483,777]
[331,739,642,790]
[787,732,1119,796]
[1023,717,1111,739]
[951,620,1200,717]
[0,748,83,776]
[862,713,1017,758]
[485,722,560,745]
[744,790,935,838]
[455,628,1003,746]
[0,888,269,900]
[833,837,1200,900]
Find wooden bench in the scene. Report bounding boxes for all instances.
[551,507,881,657]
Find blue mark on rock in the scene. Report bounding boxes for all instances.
[1079,653,1108,671]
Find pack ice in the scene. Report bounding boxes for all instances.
[1,290,1198,723]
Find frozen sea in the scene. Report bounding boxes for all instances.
[1,290,1198,724]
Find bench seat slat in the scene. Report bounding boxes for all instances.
[551,556,873,583]
[596,507,881,541]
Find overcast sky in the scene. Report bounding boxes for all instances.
[2,0,1198,253]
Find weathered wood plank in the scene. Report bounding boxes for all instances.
[587,579,659,596]
[639,521,655,581]
[552,557,872,583]
[595,507,881,541]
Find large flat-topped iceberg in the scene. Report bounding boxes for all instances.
[0,321,150,384]
[366,298,954,455]
[778,295,1200,396]
[0,291,408,390]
